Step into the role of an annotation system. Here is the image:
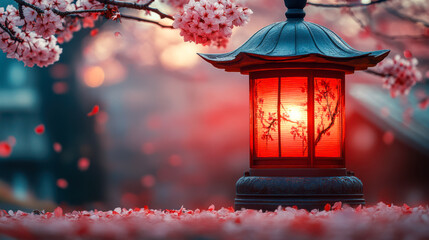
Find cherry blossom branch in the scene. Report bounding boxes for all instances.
[52,8,109,17]
[365,69,388,77]
[18,4,24,18]
[308,1,428,41]
[0,0,251,67]
[96,0,174,20]
[307,0,388,8]
[97,0,154,9]
[13,0,44,14]
[13,0,173,21]
[0,22,22,42]
[121,14,174,29]
[14,0,108,17]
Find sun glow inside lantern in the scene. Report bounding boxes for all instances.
[199,0,389,210]
[251,73,344,164]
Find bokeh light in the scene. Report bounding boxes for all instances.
[82,66,105,88]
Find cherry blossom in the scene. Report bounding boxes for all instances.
[377,55,423,98]
[173,0,253,47]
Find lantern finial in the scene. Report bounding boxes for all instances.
[284,0,307,19]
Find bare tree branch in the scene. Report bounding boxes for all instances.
[365,69,388,77]
[307,0,388,8]
[385,7,429,28]
[121,14,174,28]
[96,0,174,20]
[348,9,428,41]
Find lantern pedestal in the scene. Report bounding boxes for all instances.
[234,169,364,211]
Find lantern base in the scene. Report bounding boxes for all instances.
[234,170,364,211]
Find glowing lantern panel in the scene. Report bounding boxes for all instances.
[314,77,343,158]
[281,77,308,158]
[251,74,344,167]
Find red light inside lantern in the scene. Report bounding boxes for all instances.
[251,74,344,167]
[280,77,308,157]
[253,77,308,158]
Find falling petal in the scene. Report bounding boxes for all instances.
[141,175,155,188]
[0,142,12,157]
[7,136,16,146]
[53,142,62,153]
[57,178,68,189]
[87,105,100,117]
[35,124,45,135]
[403,50,412,58]
[78,157,90,171]
[90,29,99,37]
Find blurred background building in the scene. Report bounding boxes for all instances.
[0,0,428,211]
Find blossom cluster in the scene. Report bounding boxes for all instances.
[0,6,61,67]
[173,0,252,47]
[377,54,423,98]
[0,0,107,67]
[1,203,429,239]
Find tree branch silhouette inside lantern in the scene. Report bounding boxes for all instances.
[250,71,345,167]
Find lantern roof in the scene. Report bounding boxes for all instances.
[198,0,389,73]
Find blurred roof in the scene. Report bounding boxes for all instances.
[350,83,429,155]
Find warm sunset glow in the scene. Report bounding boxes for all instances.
[83,66,105,88]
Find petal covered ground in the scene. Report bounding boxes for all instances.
[0,202,429,239]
